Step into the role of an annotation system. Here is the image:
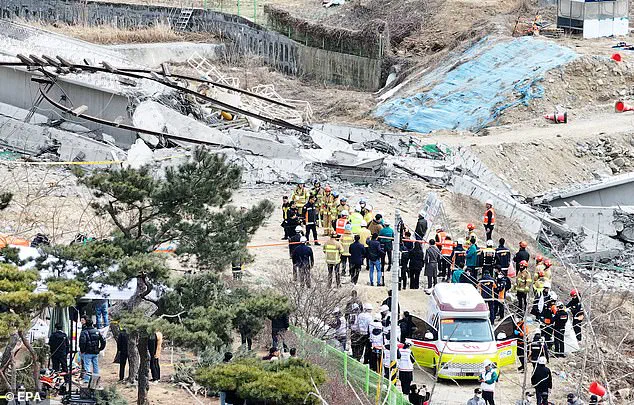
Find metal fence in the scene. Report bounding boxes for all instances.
[291,326,412,405]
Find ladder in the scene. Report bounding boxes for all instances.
[174,8,194,32]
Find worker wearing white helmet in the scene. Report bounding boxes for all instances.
[479,358,498,403]
[415,209,428,241]
[348,206,364,235]
[335,210,349,237]
[484,199,496,241]
[288,225,305,280]
[331,307,347,350]
[368,315,384,372]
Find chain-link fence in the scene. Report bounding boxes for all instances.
[290,326,412,405]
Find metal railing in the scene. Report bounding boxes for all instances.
[291,326,412,405]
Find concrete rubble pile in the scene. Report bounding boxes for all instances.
[574,136,634,174]
[0,20,456,186]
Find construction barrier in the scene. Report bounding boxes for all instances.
[290,326,412,405]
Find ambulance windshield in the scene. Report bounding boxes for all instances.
[440,318,493,342]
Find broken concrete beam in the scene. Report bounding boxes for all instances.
[0,115,125,164]
[0,101,47,124]
[550,206,621,237]
[309,128,355,152]
[313,123,382,144]
[233,155,310,184]
[133,100,236,147]
[542,171,634,207]
[228,129,299,159]
[390,156,447,183]
[578,227,625,253]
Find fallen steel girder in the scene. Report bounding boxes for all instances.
[1,57,310,133]
[38,86,236,149]
[0,59,295,109]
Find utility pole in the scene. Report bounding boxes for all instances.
[389,210,401,388]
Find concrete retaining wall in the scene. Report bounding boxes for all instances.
[0,0,383,90]
[108,42,225,67]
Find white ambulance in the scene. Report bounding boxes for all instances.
[407,283,517,379]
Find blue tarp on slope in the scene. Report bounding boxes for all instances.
[376,37,577,133]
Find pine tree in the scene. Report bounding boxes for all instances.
[0,264,84,391]
[39,148,276,405]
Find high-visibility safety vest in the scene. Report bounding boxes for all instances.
[340,233,354,256]
[466,231,478,245]
[440,240,454,256]
[398,348,414,371]
[336,203,350,215]
[436,231,447,243]
[483,208,496,226]
[516,270,532,292]
[324,241,343,264]
[349,212,364,234]
[322,193,335,214]
[335,218,348,235]
[292,187,309,207]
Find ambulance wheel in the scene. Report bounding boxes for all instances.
[432,359,438,376]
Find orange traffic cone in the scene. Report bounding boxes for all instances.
[544,111,567,123]
[615,100,634,113]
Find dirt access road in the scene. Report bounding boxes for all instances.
[237,182,570,405]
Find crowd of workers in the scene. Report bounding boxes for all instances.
[282,180,588,405]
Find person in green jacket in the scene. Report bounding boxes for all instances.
[378,221,395,278]
[465,236,479,286]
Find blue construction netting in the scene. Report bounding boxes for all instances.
[376,37,577,133]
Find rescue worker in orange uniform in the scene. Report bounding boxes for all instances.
[335,210,349,237]
[439,235,455,281]
[483,200,496,241]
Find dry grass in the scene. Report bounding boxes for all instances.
[30,22,188,45]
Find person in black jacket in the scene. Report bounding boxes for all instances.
[531,357,552,405]
[115,329,129,381]
[400,231,413,289]
[349,235,365,285]
[415,213,428,241]
[79,319,106,383]
[408,242,424,289]
[288,225,304,282]
[303,196,320,245]
[494,238,511,275]
[49,323,69,377]
[513,241,530,273]
[292,237,314,287]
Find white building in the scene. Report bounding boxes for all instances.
[557,0,629,38]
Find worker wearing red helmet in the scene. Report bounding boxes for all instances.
[513,241,530,274]
[465,223,478,245]
[534,255,546,285]
[543,259,553,280]
[566,289,584,342]
[515,260,532,312]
